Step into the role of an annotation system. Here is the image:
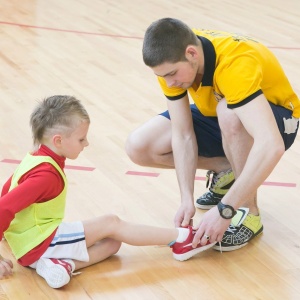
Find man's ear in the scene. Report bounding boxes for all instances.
[53,135,62,148]
[185,45,198,60]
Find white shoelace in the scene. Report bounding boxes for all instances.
[225,224,237,234]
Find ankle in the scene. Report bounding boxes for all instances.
[248,208,260,216]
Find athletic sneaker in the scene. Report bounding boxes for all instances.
[36,258,75,288]
[196,169,235,209]
[214,207,263,252]
[171,226,217,261]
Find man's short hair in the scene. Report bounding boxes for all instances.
[142,18,198,67]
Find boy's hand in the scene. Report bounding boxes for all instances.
[0,255,13,279]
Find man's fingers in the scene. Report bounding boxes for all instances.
[192,228,204,247]
[181,215,193,228]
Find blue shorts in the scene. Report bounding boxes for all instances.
[269,102,298,150]
[160,103,298,158]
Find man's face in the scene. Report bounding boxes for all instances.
[152,60,198,89]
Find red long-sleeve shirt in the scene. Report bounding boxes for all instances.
[0,145,66,266]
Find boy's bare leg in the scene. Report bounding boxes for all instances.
[74,214,179,270]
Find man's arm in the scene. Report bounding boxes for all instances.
[193,94,286,246]
[167,94,198,227]
[221,94,285,209]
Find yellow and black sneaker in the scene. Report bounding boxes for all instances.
[214,207,263,252]
[196,169,235,210]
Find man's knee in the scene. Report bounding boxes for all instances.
[125,130,148,165]
[217,102,243,137]
[125,116,172,166]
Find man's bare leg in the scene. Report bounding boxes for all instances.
[125,115,230,172]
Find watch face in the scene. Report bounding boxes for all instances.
[222,208,233,218]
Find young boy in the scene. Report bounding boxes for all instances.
[0,95,215,289]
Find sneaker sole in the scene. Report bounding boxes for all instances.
[173,242,217,261]
[36,259,71,289]
[195,202,218,210]
[213,227,264,252]
[213,241,249,252]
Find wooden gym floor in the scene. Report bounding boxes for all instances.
[0,0,300,299]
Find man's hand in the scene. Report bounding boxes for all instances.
[192,206,231,247]
[174,202,196,228]
[0,255,13,279]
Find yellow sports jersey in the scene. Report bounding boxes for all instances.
[158,29,300,118]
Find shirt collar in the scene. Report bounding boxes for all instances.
[35,144,66,170]
[197,36,216,86]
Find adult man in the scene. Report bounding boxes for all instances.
[125,18,299,251]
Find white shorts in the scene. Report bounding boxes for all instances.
[30,221,89,268]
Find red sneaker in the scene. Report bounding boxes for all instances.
[171,226,216,261]
[36,258,74,288]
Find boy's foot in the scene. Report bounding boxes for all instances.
[36,258,74,288]
[171,226,216,261]
[196,169,235,210]
[214,207,263,252]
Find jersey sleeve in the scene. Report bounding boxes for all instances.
[157,76,187,100]
[216,55,263,107]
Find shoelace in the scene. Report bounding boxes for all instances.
[225,224,238,234]
[72,271,82,276]
[205,170,217,188]
[217,224,240,253]
[206,170,226,189]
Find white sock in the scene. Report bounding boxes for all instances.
[168,228,190,246]
[176,228,190,243]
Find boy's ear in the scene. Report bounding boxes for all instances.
[53,135,62,148]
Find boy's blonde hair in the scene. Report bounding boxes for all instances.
[30,95,90,148]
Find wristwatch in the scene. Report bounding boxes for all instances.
[217,201,236,219]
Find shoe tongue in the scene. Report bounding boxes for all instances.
[231,207,249,227]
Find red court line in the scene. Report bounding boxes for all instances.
[261,181,296,187]
[195,175,296,187]
[1,158,294,184]
[64,165,95,171]
[126,172,296,187]
[1,159,95,171]
[126,171,160,177]
[0,21,142,40]
[0,21,300,50]
[268,46,300,50]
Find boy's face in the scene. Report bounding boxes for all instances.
[152,60,198,90]
[59,121,90,160]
